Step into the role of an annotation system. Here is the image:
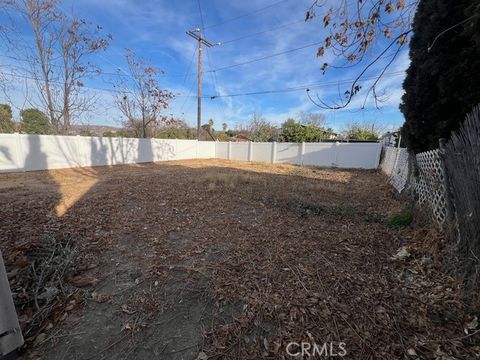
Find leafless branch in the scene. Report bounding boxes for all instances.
[113,49,174,138]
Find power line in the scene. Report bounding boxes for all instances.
[208,71,406,98]
[205,46,227,121]
[219,19,305,45]
[203,0,290,30]
[0,68,193,97]
[172,48,198,119]
[0,54,187,78]
[176,76,197,117]
[197,0,228,123]
[1,67,406,99]
[197,0,206,30]
[208,41,323,72]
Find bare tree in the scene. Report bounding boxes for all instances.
[247,112,277,142]
[0,1,16,93]
[114,49,174,138]
[297,111,326,128]
[305,0,418,109]
[14,0,110,133]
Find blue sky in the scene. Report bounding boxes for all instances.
[0,0,411,132]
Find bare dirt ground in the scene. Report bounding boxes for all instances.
[1,159,478,359]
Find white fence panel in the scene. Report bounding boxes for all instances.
[19,135,82,170]
[176,140,198,160]
[197,141,216,159]
[151,139,176,162]
[0,134,382,172]
[276,143,301,164]
[0,134,22,171]
[303,143,336,167]
[216,142,229,159]
[336,143,381,169]
[230,143,249,161]
[251,142,273,163]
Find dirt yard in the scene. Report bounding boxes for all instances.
[0,160,478,359]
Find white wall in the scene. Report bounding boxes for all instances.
[0,134,216,172]
[215,141,381,169]
[0,134,382,172]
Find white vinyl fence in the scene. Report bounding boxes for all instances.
[0,133,381,173]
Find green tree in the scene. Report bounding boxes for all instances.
[155,119,196,139]
[0,104,15,133]
[279,118,327,142]
[102,131,117,137]
[20,108,51,134]
[400,0,480,153]
[78,129,94,136]
[345,123,379,141]
[248,113,277,142]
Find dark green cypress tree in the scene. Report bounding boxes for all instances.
[400,0,480,153]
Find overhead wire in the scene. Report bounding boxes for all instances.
[197,0,227,124]
[207,71,406,99]
[203,0,290,30]
[1,66,407,100]
[208,41,323,73]
[172,47,198,119]
[0,68,193,97]
[0,54,187,78]
[218,19,305,45]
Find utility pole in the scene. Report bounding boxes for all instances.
[186,29,215,140]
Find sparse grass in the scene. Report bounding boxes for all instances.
[386,208,414,228]
[331,206,356,219]
[286,200,324,217]
[199,172,266,190]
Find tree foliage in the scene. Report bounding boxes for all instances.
[0,103,15,133]
[343,122,382,140]
[247,113,277,142]
[20,108,50,134]
[155,119,196,139]
[279,118,332,142]
[400,0,480,153]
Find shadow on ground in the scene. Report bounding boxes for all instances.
[1,159,477,359]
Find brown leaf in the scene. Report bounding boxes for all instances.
[91,292,112,303]
[70,275,99,288]
[14,255,31,268]
[323,13,330,27]
[316,47,325,57]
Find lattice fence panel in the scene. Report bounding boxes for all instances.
[414,149,448,224]
[390,148,410,192]
[380,146,397,176]
[380,146,448,226]
[380,147,410,192]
